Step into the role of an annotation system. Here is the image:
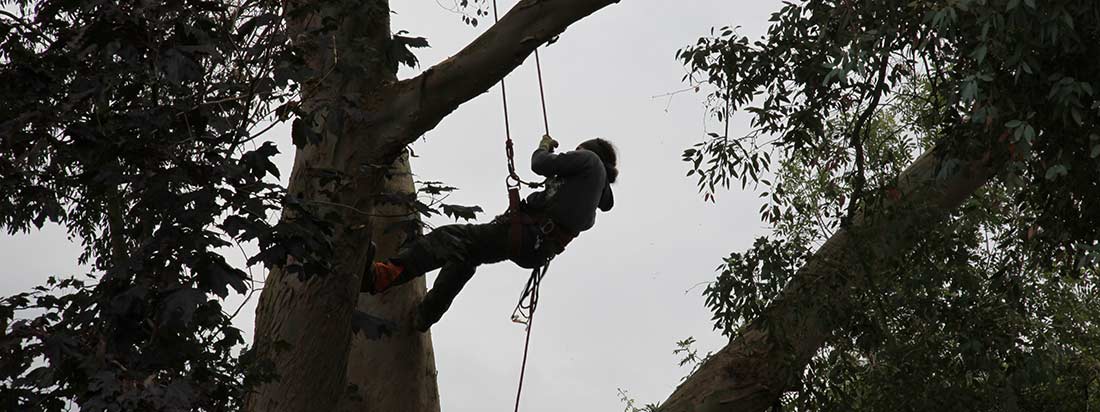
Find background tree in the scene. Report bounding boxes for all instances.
[2,1,296,410]
[695,85,1099,411]
[661,0,1100,410]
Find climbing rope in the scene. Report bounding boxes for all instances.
[490,1,554,411]
[510,263,547,325]
[534,49,551,137]
[510,262,548,412]
[493,0,550,190]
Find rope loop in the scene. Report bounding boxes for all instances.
[511,262,549,412]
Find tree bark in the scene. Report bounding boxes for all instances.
[247,1,625,412]
[660,147,1000,412]
[246,1,397,410]
[340,153,442,412]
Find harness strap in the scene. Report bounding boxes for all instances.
[507,187,525,258]
[505,208,578,259]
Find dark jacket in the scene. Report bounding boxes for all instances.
[524,148,614,233]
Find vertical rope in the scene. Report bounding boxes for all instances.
[489,1,553,408]
[534,49,550,137]
[513,320,535,412]
[492,0,519,183]
[512,265,543,412]
[493,0,551,187]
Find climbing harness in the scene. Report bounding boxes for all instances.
[489,0,556,411]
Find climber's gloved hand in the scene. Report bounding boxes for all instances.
[539,134,559,152]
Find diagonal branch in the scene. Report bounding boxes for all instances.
[659,135,1002,412]
[375,0,624,157]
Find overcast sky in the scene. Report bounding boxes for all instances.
[0,1,785,410]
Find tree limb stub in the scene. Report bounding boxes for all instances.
[375,0,624,160]
[660,141,1002,412]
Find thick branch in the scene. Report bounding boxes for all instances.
[660,141,1001,412]
[375,0,623,157]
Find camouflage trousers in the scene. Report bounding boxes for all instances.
[389,215,561,328]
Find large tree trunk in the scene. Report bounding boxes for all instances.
[340,153,442,412]
[660,146,1000,412]
[246,1,625,412]
[246,1,398,410]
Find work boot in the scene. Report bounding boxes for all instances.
[361,261,405,294]
[360,241,408,294]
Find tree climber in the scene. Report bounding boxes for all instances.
[361,135,618,331]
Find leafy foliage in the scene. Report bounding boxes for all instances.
[0,0,439,410]
[617,337,711,411]
[373,179,482,238]
[389,31,429,73]
[617,388,661,412]
[704,237,809,339]
[671,336,711,382]
[0,0,301,409]
[439,0,492,27]
[681,0,1100,410]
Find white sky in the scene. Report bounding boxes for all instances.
[0,1,785,410]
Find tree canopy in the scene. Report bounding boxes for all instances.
[0,0,436,409]
[672,0,1099,409]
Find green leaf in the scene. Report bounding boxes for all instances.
[440,204,483,221]
[1044,164,1068,180]
[972,44,988,63]
[1023,125,1036,141]
[292,118,320,148]
[961,80,978,102]
[162,288,208,326]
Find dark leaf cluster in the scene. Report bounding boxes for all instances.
[687,0,1100,409]
[374,179,483,238]
[0,0,349,410]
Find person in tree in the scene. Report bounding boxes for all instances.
[361,135,618,331]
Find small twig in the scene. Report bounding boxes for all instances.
[650,86,699,100]
[845,53,890,224]
[304,199,370,215]
[0,9,50,43]
[203,91,289,108]
[304,199,419,219]
[684,281,712,295]
[651,83,703,112]
[244,120,282,143]
[106,184,128,265]
[225,286,259,324]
